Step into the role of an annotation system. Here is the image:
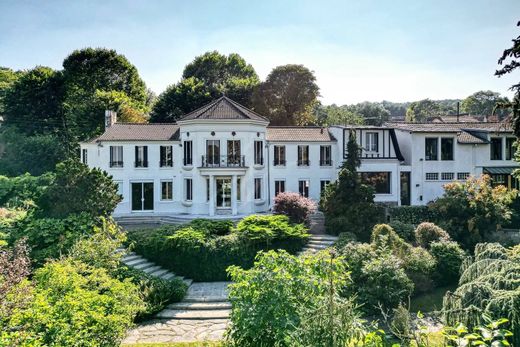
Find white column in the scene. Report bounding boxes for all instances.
[209,175,215,216]
[231,175,238,215]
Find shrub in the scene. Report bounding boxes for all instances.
[226,250,360,346]
[115,265,187,321]
[429,175,517,250]
[402,246,436,294]
[128,215,309,281]
[389,205,438,225]
[6,259,143,347]
[415,222,450,249]
[188,218,233,236]
[388,220,415,242]
[334,232,357,249]
[0,173,54,208]
[8,212,100,266]
[37,159,121,218]
[430,241,466,285]
[272,191,316,224]
[371,224,409,257]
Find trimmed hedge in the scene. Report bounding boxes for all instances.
[127,216,309,281]
[389,205,439,225]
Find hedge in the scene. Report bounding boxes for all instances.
[388,205,439,225]
[127,216,309,281]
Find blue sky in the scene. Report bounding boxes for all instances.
[0,0,519,104]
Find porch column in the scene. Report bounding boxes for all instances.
[231,174,238,215]
[209,175,215,216]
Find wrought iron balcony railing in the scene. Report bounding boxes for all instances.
[297,159,310,166]
[201,155,246,168]
[134,160,148,168]
[320,159,333,166]
[109,161,124,168]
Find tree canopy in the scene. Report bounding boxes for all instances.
[351,101,391,126]
[314,104,364,126]
[0,67,23,117]
[461,90,509,118]
[252,64,320,125]
[150,51,259,122]
[405,99,441,123]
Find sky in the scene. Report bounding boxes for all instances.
[0,0,519,105]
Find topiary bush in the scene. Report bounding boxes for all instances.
[414,222,450,249]
[127,215,309,281]
[430,240,466,285]
[272,191,317,225]
[388,220,415,242]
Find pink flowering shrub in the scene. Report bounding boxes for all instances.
[273,192,317,225]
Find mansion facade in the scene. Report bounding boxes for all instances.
[80,96,519,217]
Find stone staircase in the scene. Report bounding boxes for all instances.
[309,211,326,234]
[156,282,231,320]
[298,234,338,255]
[121,251,193,287]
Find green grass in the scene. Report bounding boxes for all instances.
[409,285,456,313]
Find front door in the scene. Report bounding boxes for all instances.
[400,172,411,206]
[216,178,232,208]
[132,182,154,211]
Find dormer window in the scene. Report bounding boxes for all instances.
[366,132,379,152]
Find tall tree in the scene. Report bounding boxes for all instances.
[150,51,259,122]
[314,104,364,126]
[2,66,64,135]
[352,102,390,126]
[0,67,23,117]
[405,99,441,123]
[496,20,520,138]
[62,48,148,140]
[461,90,510,118]
[252,64,320,126]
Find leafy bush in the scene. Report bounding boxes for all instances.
[128,215,309,281]
[401,246,436,293]
[8,212,99,266]
[115,265,187,321]
[430,241,466,285]
[5,259,143,347]
[389,205,438,225]
[227,250,362,347]
[430,175,517,249]
[415,222,450,249]
[388,220,415,242]
[272,191,316,224]
[37,159,121,218]
[334,231,358,249]
[0,173,54,208]
[371,224,409,257]
[188,218,233,236]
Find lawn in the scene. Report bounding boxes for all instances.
[409,285,456,313]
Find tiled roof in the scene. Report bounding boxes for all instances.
[180,96,269,122]
[457,132,488,144]
[386,122,512,133]
[267,127,336,142]
[90,123,180,142]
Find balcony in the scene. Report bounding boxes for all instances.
[110,161,124,168]
[201,155,246,168]
[134,161,148,168]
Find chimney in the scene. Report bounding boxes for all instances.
[105,110,117,128]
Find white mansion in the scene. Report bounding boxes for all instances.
[80,96,519,217]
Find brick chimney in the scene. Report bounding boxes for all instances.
[105,110,117,128]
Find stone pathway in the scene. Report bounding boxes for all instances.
[122,282,231,344]
[298,234,339,255]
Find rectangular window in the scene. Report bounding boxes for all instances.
[185,178,193,201]
[366,132,379,152]
[206,178,210,202]
[274,180,285,196]
[320,180,331,194]
[360,172,391,194]
[254,141,263,165]
[273,145,286,166]
[81,149,88,165]
[254,178,262,200]
[160,146,173,167]
[297,145,310,166]
[227,140,241,166]
[298,180,310,197]
[490,138,503,160]
[441,172,454,181]
[320,145,332,166]
[236,178,241,201]
[490,174,507,187]
[131,182,153,211]
[441,138,454,161]
[109,146,124,167]
[184,140,193,166]
[135,146,148,167]
[425,138,438,161]
[506,138,516,160]
[206,140,220,166]
[425,172,439,181]
[161,181,173,201]
[457,172,470,180]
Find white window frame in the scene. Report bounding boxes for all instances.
[298,179,310,198]
[273,145,286,166]
[274,180,286,196]
[457,172,470,181]
[110,146,124,168]
[184,140,193,166]
[81,148,88,165]
[254,177,262,200]
[365,132,379,152]
[160,180,173,201]
[160,145,173,167]
[185,178,193,201]
[254,141,264,165]
[425,172,439,181]
[441,172,454,181]
[297,145,310,166]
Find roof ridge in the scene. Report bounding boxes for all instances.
[225,96,270,121]
[114,122,178,126]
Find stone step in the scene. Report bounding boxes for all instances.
[148,268,170,277]
[183,295,230,303]
[160,272,176,280]
[141,265,163,274]
[122,254,140,262]
[307,240,335,246]
[133,261,157,271]
[168,301,232,310]
[183,278,194,287]
[309,235,338,242]
[307,244,330,250]
[157,309,231,320]
[123,257,149,267]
